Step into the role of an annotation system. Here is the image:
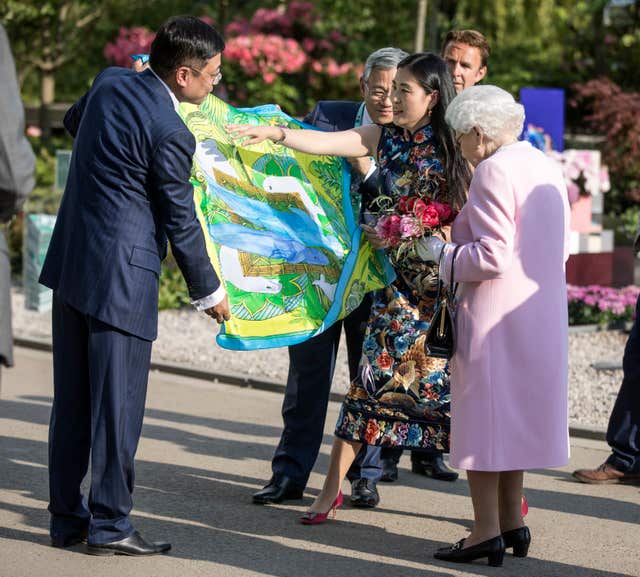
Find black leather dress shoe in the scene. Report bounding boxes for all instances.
[411,454,459,482]
[350,478,380,508]
[434,535,505,567]
[380,458,399,483]
[252,475,304,504]
[502,525,531,557]
[51,529,88,548]
[86,530,171,556]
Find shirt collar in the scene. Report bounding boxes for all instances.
[361,105,373,127]
[149,66,180,112]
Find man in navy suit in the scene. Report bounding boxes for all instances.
[252,48,408,509]
[40,16,230,556]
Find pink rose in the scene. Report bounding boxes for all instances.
[415,204,439,228]
[412,198,427,216]
[430,200,452,223]
[375,214,402,246]
[398,195,418,213]
[399,215,421,238]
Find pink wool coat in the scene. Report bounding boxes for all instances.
[441,141,571,471]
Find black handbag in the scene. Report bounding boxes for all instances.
[425,245,461,359]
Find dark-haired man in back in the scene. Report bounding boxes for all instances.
[441,28,489,94]
[41,16,229,556]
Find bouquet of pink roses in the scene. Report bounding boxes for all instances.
[369,189,456,268]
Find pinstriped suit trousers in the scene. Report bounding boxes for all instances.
[48,293,152,544]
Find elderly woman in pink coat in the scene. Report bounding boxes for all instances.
[419,85,570,567]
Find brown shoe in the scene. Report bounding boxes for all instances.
[572,463,640,485]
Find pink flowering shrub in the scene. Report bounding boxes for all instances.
[104,27,155,68]
[567,284,640,326]
[223,2,358,114]
[225,34,307,82]
[103,17,214,69]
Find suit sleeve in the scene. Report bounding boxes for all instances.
[151,128,220,300]
[442,159,516,283]
[63,93,90,138]
[302,103,321,126]
[63,68,116,137]
[0,25,35,222]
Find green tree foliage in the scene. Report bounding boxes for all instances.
[1,0,224,104]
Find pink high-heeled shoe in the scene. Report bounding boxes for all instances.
[300,491,344,525]
[521,494,529,517]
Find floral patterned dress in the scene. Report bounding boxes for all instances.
[334,124,453,451]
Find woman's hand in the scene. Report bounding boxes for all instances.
[361,223,388,250]
[226,123,284,146]
[416,235,446,262]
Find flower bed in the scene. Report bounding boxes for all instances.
[568,284,639,327]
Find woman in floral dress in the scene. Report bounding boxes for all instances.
[229,52,471,521]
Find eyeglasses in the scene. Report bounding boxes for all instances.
[187,65,223,86]
[366,87,392,102]
[455,131,465,145]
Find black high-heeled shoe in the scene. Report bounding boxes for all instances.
[434,535,505,567]
[502,526,531,557]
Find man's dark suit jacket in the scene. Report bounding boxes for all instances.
[40,67,219,341]
[303,101,380,208]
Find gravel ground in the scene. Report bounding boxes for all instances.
[10,288,626,431]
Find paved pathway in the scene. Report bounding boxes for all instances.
[1,347,638,577]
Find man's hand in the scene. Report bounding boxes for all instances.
[204,295,231,324]
[347,156,373,178]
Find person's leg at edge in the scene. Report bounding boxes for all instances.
[573,295,640,483]
[464,470,501,548]
[606,295,640,472]
[497,470,524,533]
[307,437,362,514]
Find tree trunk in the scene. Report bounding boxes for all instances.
[39,70,55,140]
[414,0,429,52]
[218,0,229,31]
[428,0,440,51]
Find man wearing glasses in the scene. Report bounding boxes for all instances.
[252,47,408,510]
[41,16,229,556]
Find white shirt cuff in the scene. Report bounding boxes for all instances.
[362,158,377,182]
[192,284,226,311]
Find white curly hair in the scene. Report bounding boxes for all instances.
[445,85,525,141]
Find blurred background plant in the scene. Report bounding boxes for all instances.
[221,2,358,114]
[1,0,638,306]
[571,77,640,221]
[158,253,192,310]
[568,284,640,327]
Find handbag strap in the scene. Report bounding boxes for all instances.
[449,244,463,297]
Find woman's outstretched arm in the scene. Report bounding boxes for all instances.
[227,123,382,159]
